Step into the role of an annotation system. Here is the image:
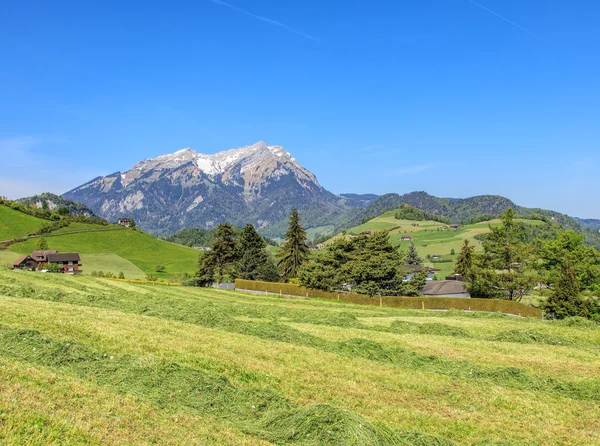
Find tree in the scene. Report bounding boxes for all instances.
[299,232,426,297]
[210,223,239,283]
[57,206,70,216]
[543,258,584,319]
[454,239,475,280]
[278,209,310,280]
[405,242,422,266]
[118,271,125,279]
[237,224,278,281]
[474,208,537,301]
[155,264,166,272]
[451,248,456,256]
[195,251,215,286]
[129,218,136,230]
[36,237,49,251]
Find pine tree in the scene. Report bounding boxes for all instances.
[454,239,475,280]
[278,209,309,280]
[237,224,278,281]
[543,258,583,319]
[196,251,215,286]
[210,223,238,283]
[405,242,422,266]
[36,237,49,250]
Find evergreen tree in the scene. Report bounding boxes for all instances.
[36,237,49,250]
[543,258,584,319]
[195,251,215,286]
[475,208,537,301]
[211,223,239,283]
[278,209,309,280]
[454,239,475,280]
[237,224,278,281]
[405,242,423,266]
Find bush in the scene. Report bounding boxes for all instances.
[97,271,105,277]
[118,272,125,279]
[90,270,98,277]
[155,264,165,273]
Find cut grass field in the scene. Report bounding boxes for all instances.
[0,205,47,241]
[9,226,199,279]
[338,212,544,278]
[0,269,598,445]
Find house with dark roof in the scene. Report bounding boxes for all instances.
[47,252,81,274]
[400,235,413,241]
[31,250,58,263]
[117,218,132,228]
[422,280,470,298]
[13,255,37,271]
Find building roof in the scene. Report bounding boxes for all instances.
[47,252,81,263]
[422,280,468,296]
[13,255,32,266]
[31,250,57,257]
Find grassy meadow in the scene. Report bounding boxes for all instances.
[0,205,47,241]
[0,269,599,445]
[338,212,544,277]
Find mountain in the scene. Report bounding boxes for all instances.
[347,191,583,232]
[17,193,96,217]
[574,217,600,231]
[64,141,351,236]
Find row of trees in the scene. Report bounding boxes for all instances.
[454,208,600,319]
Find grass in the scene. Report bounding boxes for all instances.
[9,229,199,279]
[0,205,47,241]
[0,269,599,445]
[79,253,145,279]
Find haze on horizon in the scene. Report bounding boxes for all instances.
[1,0,599,218]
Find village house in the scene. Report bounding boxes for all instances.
[400,235,413,241]
[450,225,462,230]
[117,218,132,228]
[432,254,442,260]
[31,250,58,262]
[422,280,471,298]
[47,252,81,274]
[12,255,38,271]
[316,243,326,250]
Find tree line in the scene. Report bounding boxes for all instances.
[454,208,600,320]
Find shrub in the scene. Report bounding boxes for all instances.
[90,270,98,277]
[118,272,125,279]
[97,271,105,277]
[155,264,166,273]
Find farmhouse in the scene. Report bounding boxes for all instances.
[117,218,132,228]
[12,255,37,271]
[13,250,82,274]
[400,236,413,241]
[432,254,442,260]
[47,252,81,274]
[450,225,462,230]
[422,280,470,298]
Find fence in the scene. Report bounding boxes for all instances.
[234,279,543,318]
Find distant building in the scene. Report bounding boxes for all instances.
[31,250,58,263]
[117,218,132,228]
[316,243,326,250]
[432,254,442,260]
[445,274,464,281]
[450,225,462,230]
[400,236,413,241]
[422,280,470,298]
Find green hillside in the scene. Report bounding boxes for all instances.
[0,270,598,444]
[0,204,47,241]
[335,211,544,277]
[9,224,199,279]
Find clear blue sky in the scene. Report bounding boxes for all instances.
[1,0,599,218]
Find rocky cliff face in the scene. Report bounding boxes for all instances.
[63,141,350,235]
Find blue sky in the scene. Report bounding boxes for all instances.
[1,0,599,218]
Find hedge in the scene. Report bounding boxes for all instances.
[234,279,543,319]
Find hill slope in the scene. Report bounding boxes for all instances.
[0,270,598,445]
[0,204,47,241]
[9,224,198,279]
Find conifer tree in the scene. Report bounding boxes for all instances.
[196,251,215,286]
[543,258,583,319]
[237,224,278,281]
[454,239,475,280]
[405,242,423,266]
[36,237,49,250]
[210,223,238,283]
[278,209,309,280]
